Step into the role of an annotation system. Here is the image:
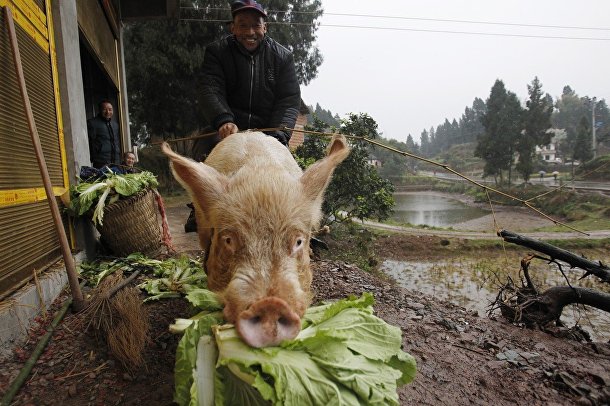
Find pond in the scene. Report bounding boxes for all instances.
[381,258,610,342]
[391,193,489,227]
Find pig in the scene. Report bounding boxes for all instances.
[161,131,349,347]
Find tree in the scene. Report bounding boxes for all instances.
[264,0,323,85]
[516,77,553,182]
[475,80,523,184]
[124,0,323,144]
[573,117,593,164]
[460,98,486,144]
[419,129,430,157]
[295,113,395,224]
[552,86,588,161]
[593,99,610,145]
[405,134,419,173]
[309,103,340,127]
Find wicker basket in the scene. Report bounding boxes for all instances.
[97,188,162,257]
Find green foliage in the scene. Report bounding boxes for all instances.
[68,171,158,226]
[263,0,324,85]
[308,103,340,127]
[475,80,524,183]
[295,113,395,224]
[576,154,610,180]
[573,117,593,163]
[516,77,553,181]
[124,0,323,144]
[368,137,410,183]
[174,293,416,406]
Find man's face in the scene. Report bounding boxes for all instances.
[125,153,136,166]
[100,103,113,120]
[231,11,266,52]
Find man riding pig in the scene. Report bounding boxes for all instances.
[162,132,349,347]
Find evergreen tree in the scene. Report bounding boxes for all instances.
[594,99,610,145]
[264,0,323,85]
[428,127,436,155]
[475,80,523,184]
[310,103,339,127]
[405,134,419,172]
[459,98,486,144]
[419,129,430,157]
[573,117,593,163]
[552,86,588,161]
[516,77,553,181]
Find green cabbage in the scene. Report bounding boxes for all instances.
[68,170,159,226]
[173,292,416,405]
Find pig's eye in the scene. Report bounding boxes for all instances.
[291,235,305,255]
[219,233,237,254]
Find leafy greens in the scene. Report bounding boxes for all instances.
[173,292,416,405]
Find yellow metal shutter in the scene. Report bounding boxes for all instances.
[0,1,68,299]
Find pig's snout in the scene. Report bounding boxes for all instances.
[235,297,301,348]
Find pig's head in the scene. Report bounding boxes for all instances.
[161,133,349,347]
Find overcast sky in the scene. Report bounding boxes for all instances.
[299,0,610,144]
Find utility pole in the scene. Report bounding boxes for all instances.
[591,97,597,159]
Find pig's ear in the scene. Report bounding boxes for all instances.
[300,134,350,202]
[160,142,227,206]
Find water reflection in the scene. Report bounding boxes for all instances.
[382,258,610,342]
[392,193,489,227]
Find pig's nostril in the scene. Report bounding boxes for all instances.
[278,316,290,326]
[249,315,261,324]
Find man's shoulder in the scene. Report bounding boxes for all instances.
[206,35,233,51]
[263,37,292,59]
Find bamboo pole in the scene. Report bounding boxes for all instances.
[5,7,84,310]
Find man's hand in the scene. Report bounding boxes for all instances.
[218,122,238,139]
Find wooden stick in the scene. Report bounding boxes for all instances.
[4,7,84,310]
[498,229,610,283]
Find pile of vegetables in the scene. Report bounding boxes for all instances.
[79,255,417,404]
[68,170,158,226]
[172,292,417,406]
[78,253,206,294]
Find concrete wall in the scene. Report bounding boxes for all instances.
[51,0,99,259]
[52,0,89,183]
[0,266,68,360]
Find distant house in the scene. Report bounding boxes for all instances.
[535,129,566,164]
[367,157,382,168]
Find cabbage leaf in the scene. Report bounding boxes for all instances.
[173,292,416,405]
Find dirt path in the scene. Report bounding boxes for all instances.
[1,198,609,405]
[363,219,610,240]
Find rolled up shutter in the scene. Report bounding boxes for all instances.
[0,1,68,300]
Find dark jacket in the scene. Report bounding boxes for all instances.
[200,35,301,145]
[87,115,120,168]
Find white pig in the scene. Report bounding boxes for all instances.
[161,131,349,347]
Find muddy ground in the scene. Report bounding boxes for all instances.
[1,202,609,405]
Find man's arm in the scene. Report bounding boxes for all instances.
[268,52,301,143]
[200,43,234,130]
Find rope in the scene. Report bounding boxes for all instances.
[153,189,176,253]
[155,126,588,236]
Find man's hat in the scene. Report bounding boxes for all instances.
[231,0,267,18]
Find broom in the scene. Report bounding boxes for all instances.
[77,270,149,371]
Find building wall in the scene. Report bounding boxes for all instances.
[0,0,130,298]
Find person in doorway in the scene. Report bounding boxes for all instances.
[87,99,121,169]
[119,151,138,174]
[185,0,301,232]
